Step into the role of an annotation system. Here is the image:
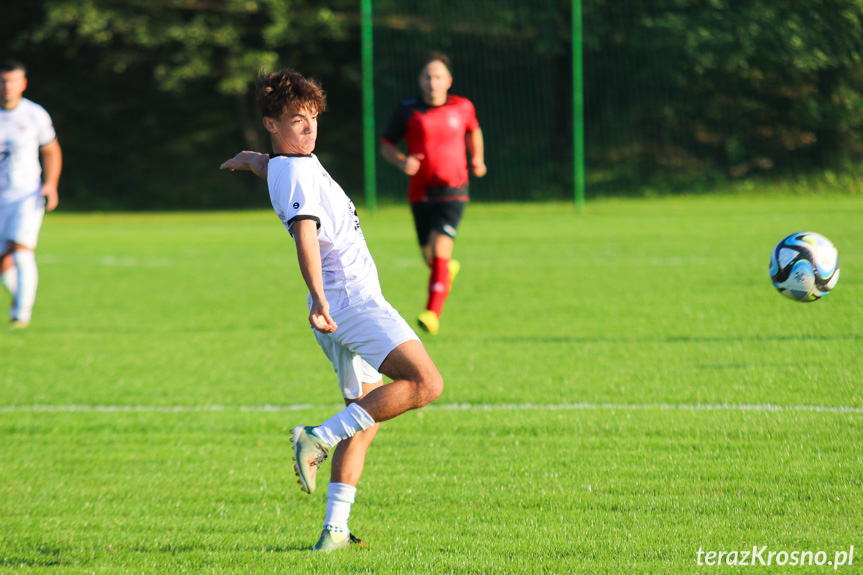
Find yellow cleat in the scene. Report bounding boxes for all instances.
[447,259,460,292]
[417,310,440,335]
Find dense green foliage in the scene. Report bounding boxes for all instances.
[1,195,861,572]
[3,1,863,208]
[2,1,362,209]
[585,0,863,186]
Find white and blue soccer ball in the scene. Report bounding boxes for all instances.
[769,232,840,302]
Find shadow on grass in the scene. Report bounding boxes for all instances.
[486,334,862,344]
[0,546,66,568]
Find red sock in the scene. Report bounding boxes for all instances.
[425,257,451,316]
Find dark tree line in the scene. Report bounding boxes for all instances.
[3,0,862,209]
[2,0,362,209]
[583,0,863,190]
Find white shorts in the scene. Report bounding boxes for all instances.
[314,295,420,399]
[0,194,45,249]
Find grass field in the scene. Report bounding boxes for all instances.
[1,194,862,574]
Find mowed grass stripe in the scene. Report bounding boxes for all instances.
[1,408,860,574]
[2,401,863,413]
[1,196,861,573]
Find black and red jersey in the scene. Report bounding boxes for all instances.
[381,95,480,203]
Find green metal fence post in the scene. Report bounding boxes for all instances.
[361,0,377,212]
[572,0,585,212]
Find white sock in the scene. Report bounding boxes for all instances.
[1,266,17,299]
[11,250,37,323]
[323,482,357,533]
[312,403,375,447]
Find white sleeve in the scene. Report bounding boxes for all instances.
[34,106,56,147]
[268,161,323,234]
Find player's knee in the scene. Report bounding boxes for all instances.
[418,369,443,407]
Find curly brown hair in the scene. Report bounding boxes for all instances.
[255,69,327,119]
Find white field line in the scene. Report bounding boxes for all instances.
[0,402,861,414]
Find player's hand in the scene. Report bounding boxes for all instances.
[42,185,59,212]
[220,151,269,180]
[309,299,338,333]
[471,158,487,178]
[404,153,424,176]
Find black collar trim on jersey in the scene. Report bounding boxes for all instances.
[269,153,312,158]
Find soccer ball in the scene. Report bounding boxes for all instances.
[769,232,840,302]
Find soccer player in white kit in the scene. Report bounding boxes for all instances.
[221,69,443,552]
[0,59,62,328]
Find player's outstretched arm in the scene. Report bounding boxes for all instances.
[380,141,423,176]
[40,139,62,211]
[220,151,269,180]
[292,219,338,334]
[466,127,486,178]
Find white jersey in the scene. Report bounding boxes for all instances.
[268,153,382,313]
[0,98,56,207]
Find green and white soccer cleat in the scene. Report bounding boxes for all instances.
[290,426,329,494]
[349,533,367,547]
[311,526,367,552]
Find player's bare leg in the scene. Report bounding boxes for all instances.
[427,230,454,262]
[429,231,459,291]
[292,341,441,495]
[0,248,16,306]
[330,381,382,486]
[313,380,382,552]
[1,243,37,327]
[418,231,458,335]
[358,340,443,422]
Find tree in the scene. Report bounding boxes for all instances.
[1,0,365,209]
[584,0,863,181]
[28,0,357,149]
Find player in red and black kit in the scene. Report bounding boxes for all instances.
[380,53,486,335]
